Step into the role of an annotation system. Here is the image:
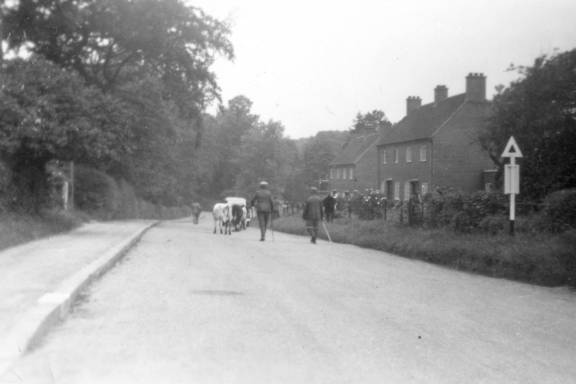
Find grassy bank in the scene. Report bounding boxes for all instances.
[273,216,576,286]
[0,210,87,252]
[0,202,192,253]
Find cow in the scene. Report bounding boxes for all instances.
[212,203,232,235]
[225,197,248,231]
[230,204,244,231]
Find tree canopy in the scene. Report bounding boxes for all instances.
[0,0,234,210]
[350,110,391,134]
[480,49,576,201]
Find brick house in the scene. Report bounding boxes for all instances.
[377,73,496,201]
[328,126,380,193]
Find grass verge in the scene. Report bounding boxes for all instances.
[273,215,576,287]
[0,210,87,252]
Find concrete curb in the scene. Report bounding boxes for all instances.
[0,221,159,379]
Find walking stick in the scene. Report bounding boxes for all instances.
[321,220,332,243]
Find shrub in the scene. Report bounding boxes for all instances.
[424,187,464,227]
[540,189,576,232]
[74,165,119,217]
[478,215,507,235]
[451,211,474,233]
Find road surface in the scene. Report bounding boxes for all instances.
[3,218,576,383]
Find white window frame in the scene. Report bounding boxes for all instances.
[419,145,427,162]
[394,148,399,163]
[349,167,354,180]
[342,167,348,180]
[406,146,412,163]
[382,149,387,164]
[421,182,429,195]
[404,181,411,201]
[394,181,400,200]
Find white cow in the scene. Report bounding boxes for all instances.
[212,203,232,235]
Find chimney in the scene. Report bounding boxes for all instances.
[406,96,422,115]
[434,85,448,103]
[466,73,486,102]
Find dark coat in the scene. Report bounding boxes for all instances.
[322,195,336,212]
[303,194,324,221]
[251,189,274,213]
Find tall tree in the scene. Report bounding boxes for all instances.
[234,120,298,196]
[204,95,259,196]
[0,58,132,211]
[479,49,576,201]
[350,110,391,134]
[2,0,233,207]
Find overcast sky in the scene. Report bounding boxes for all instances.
[190,0,576,139]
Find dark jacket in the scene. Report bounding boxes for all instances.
[322,195,336,212]
[303,194,323,221]
[251,189,274,213]
[191,202,202,215]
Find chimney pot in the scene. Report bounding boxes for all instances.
[434,85,448,103]
[466,72,486,102]
[406,96,422,115]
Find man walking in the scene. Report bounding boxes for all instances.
[302,186,324,244]
[322,190,337,223]
[191,201,202,224]
[251,181,274,241]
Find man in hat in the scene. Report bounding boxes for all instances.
[251,181,274,241]
[302,186,324,244]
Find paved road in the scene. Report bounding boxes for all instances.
[3,218,576,383]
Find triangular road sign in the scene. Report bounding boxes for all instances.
[501,136,523,158]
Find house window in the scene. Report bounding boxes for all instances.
[382,150,387,164]
[394,148,399,163]
[330,168,335,179]
[337,168,342,179]
[380,181,386,194]
[394,181,400,200]
[406,147,412,163]
[386,180,394,200]
[349,167,354,180]
[342,167,348,180]
[421,182,429,195]
[420,145,427,162]
[404,181,410,201]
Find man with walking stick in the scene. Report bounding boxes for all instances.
[302,186,324,244]
[251,181,274,241]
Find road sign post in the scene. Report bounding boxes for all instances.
[501,136,523,236]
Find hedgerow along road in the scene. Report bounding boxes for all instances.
[4,217,576,383]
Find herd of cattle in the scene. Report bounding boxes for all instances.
[212,197,255,235]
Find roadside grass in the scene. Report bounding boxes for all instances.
[0,210,87,252]
[273,215,576,286]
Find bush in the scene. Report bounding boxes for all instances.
[540,189,576,232]
[478,215,507,235]
[74,165,119,217]
[424,187,464,227]
[352,192,387,220]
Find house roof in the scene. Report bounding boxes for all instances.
[378,93,467,146]
[330,132,379,166]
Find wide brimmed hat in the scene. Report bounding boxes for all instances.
[259,181,269,186]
